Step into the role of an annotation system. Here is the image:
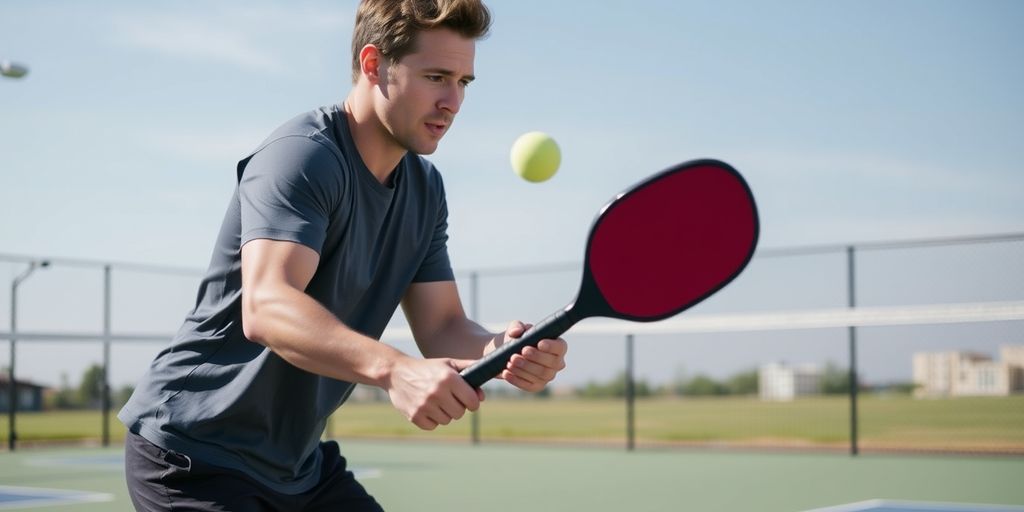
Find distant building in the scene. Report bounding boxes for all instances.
[913,345,1024,398]
[0,376,47,412]
[759,362,822,401]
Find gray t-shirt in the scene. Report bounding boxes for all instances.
[118,104,454,494]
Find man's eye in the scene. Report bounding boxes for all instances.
[427,75,444,83]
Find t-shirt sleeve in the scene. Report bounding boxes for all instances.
[237,136,343,254]
[412,175,455,283]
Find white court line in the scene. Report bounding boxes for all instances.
[0,485,113,510]
[804,499,1024,512]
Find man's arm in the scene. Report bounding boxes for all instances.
[240,239,480,430]
[401,281,568,392]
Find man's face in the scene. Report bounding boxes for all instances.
[374,29,476,155]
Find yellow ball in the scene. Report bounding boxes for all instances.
[510,131,560,183]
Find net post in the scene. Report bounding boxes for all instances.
[470,271,481,446]
[102,265,112,447]
[846,246,859,456]
[626,334,635,452]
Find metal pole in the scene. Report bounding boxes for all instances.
[7,261,46,451]
[626,334,635,451]
[847,246,859,456]
[470,272,480,445]
[102,265,112,447]
[8,278,17,451]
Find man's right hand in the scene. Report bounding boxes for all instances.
[385,357,484,430]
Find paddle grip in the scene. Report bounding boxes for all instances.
[460,307,577,388]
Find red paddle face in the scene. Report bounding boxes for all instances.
[584,161,759,320]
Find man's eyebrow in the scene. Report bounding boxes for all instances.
[424,68,476,82]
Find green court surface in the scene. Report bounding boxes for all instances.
[1,440,1022,511]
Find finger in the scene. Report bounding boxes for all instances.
[506,320,525,336]
[507,356,550,383]
[444,359,484,409]
[429,399,460,425]
[536,337,568,356]
[501,368,543,392]
[519,346,566,373]
[448,358,480,372]
[433,408,458,424]
[505,321,533,339]
[449,376,481,412]
[508,354,556,383]
[412,414,439,431]
[432,382,472,422]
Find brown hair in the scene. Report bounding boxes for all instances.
[351,0,491,83]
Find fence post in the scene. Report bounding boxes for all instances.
[626,334,635,451]
[102,265,112,447]
[470,271,480,446]
[846,246,859,456]
[8,277,17,451]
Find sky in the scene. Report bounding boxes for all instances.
[1,0,1023,390]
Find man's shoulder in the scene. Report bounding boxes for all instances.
[267,105,341,141]
[243,106,348,169]
[236,106,350,185]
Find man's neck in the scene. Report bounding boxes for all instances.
[342,91,407,185]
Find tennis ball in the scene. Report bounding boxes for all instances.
[510,131,560,183]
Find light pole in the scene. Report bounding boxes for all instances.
[8,260,49,451]
[1,60,29,79]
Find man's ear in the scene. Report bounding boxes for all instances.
[359,44,385,85]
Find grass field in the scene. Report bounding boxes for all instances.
[5,395,1022,454]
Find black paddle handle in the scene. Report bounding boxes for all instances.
[460,306,579,388]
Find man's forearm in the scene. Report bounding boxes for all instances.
[243,283,410,388]
[415,315,500,360]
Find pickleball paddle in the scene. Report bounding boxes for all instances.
[460,158,760,388]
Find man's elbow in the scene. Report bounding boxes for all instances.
[240,291,271,345]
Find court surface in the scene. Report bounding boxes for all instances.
[1,440,1022,511]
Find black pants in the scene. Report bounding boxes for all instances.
[124,431,384,512]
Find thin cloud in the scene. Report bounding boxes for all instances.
[108,5,349,74]
[111,16,281,73]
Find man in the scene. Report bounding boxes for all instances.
[119,1,568,510]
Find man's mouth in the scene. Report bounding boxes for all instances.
[426,120,449,137]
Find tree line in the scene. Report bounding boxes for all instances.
[35,361,905,407]
[45,364,134,410]
[575,362,868,399]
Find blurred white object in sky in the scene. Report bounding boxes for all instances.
[1,60,29,79]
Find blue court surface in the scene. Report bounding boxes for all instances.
[0,485,112,510]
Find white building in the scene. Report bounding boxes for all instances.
[913,345,1024,398]
[759,362,822,401]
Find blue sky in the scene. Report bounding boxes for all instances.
[2,1,1023,388]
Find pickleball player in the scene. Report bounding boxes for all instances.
[118,1,567,510]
